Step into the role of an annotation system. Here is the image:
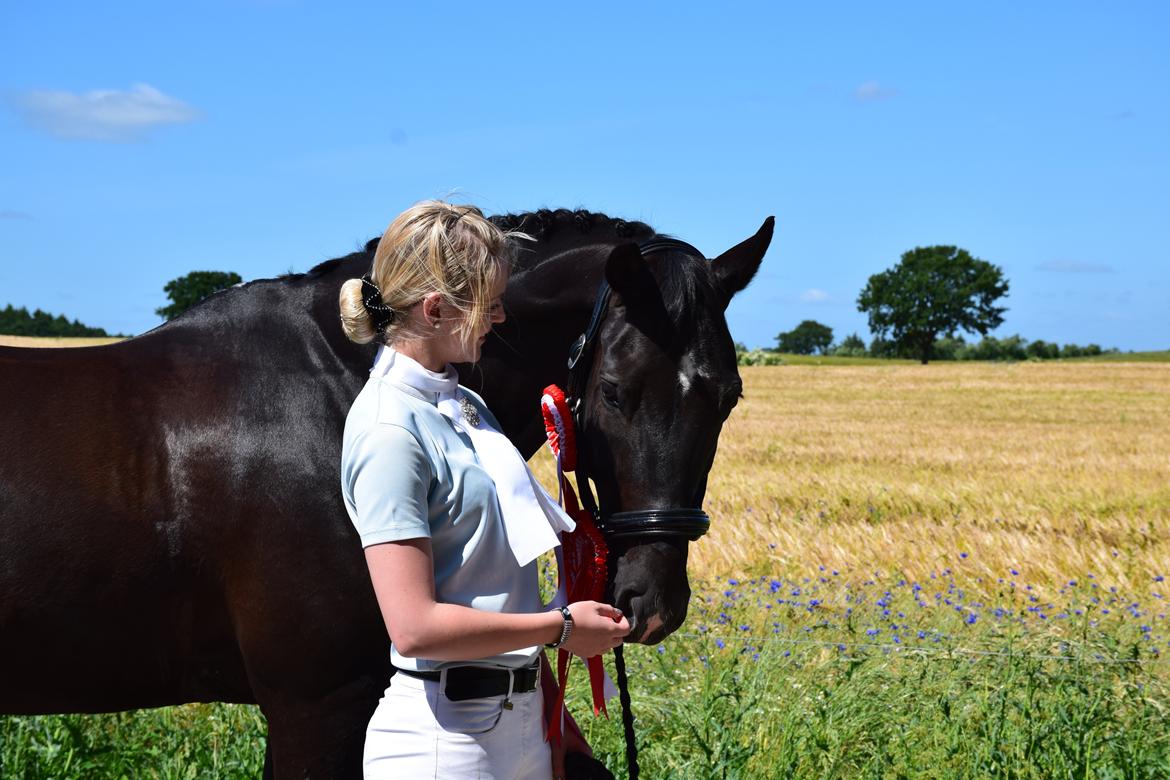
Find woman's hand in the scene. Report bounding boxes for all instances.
[560,601,630,658]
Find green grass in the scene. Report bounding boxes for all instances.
[1069,350,1170,363]
[5,565,1167,779]
[0,704,266,779]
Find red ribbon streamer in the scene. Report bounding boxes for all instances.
[540,385,609,744]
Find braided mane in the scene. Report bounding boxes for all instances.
[489,208,654,242]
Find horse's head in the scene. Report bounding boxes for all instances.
[575,218,774,644]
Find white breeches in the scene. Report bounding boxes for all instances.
[363,670,552,779]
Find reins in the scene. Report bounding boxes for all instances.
[560,237,713,780]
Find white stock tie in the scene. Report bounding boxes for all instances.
[370,346,574,567]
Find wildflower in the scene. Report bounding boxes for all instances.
[1156,575,1165,583]
[866,628,880,637]
[966,613,978,625]
[960,552,969,559]
[657,645,666,654]
[714,639,725,650]
[783,650,791,657]
[1010,569,1019,576]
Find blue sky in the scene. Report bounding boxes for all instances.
[2,2,1167,350]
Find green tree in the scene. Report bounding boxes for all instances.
[832,332,867,357]
[775,320,834,355]
[857,246,1008,364]
[0,304,110,337]
[156,271,243,321]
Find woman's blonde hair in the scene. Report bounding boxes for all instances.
[339,201,520,348]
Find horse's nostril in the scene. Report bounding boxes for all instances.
[614,589,643,636]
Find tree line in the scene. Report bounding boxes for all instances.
[756,245,1116,363]
[0,304,113,338]
[2,271,244,338]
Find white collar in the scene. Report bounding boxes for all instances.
[370,345,458,403]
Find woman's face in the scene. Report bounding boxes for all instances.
[437,262,509,365]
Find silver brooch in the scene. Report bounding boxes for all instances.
[459,395,481,427]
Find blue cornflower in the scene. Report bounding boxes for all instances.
[866,628,880,637]
[1010,569,1019,576]
[728,578,739,586]
[783,650,791,657]
[837,644,846,652]
[960,552,969,559]
[1156,575,1166,583]
[714,638,725,650]
[966,613,978,625]
[917,630,927,640]
[739,624,750,632]
[657,645,666,654]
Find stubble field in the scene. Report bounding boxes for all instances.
[4,359,1169,778]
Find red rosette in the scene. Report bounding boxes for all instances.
[540,384,577,472]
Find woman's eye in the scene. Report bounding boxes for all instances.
[600,380,620,409]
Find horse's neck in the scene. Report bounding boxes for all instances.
[471,243,612,457]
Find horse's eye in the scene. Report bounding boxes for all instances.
[600,379,621,410]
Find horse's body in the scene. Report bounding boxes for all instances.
[0,209,771,776]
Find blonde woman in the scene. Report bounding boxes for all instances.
[338,201,630,779]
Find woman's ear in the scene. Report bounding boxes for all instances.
[421,292,445,327]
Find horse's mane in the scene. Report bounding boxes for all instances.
[281,208,707,324]
[490,208,654,243]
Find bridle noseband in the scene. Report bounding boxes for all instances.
[564,237,712,545]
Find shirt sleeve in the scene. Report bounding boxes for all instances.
[345,423,434,548]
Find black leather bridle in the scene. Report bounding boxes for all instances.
[564,237,712,544]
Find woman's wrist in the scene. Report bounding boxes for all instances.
[545,606,573,649]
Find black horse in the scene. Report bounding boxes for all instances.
[0,209,772,777]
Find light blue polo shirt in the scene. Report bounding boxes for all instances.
[340,374,543,672]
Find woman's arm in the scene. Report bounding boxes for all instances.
[365,538,630,661]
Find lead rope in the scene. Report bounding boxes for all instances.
[613,644,639,779]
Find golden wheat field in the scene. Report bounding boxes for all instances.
[533,362,1170,595]
[0,335,123,348]
[691,363,1168,591]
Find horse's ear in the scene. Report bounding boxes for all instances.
[711,217,774,306]
[604,242,656,306]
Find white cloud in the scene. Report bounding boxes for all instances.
[800,288,830,302]
[854,81,899,102]
[1036,261,1115,274]
[10,83,200,141]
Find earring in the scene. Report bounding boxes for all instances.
[433,322,441,329]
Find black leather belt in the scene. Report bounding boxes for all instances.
[395,663,540,702]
